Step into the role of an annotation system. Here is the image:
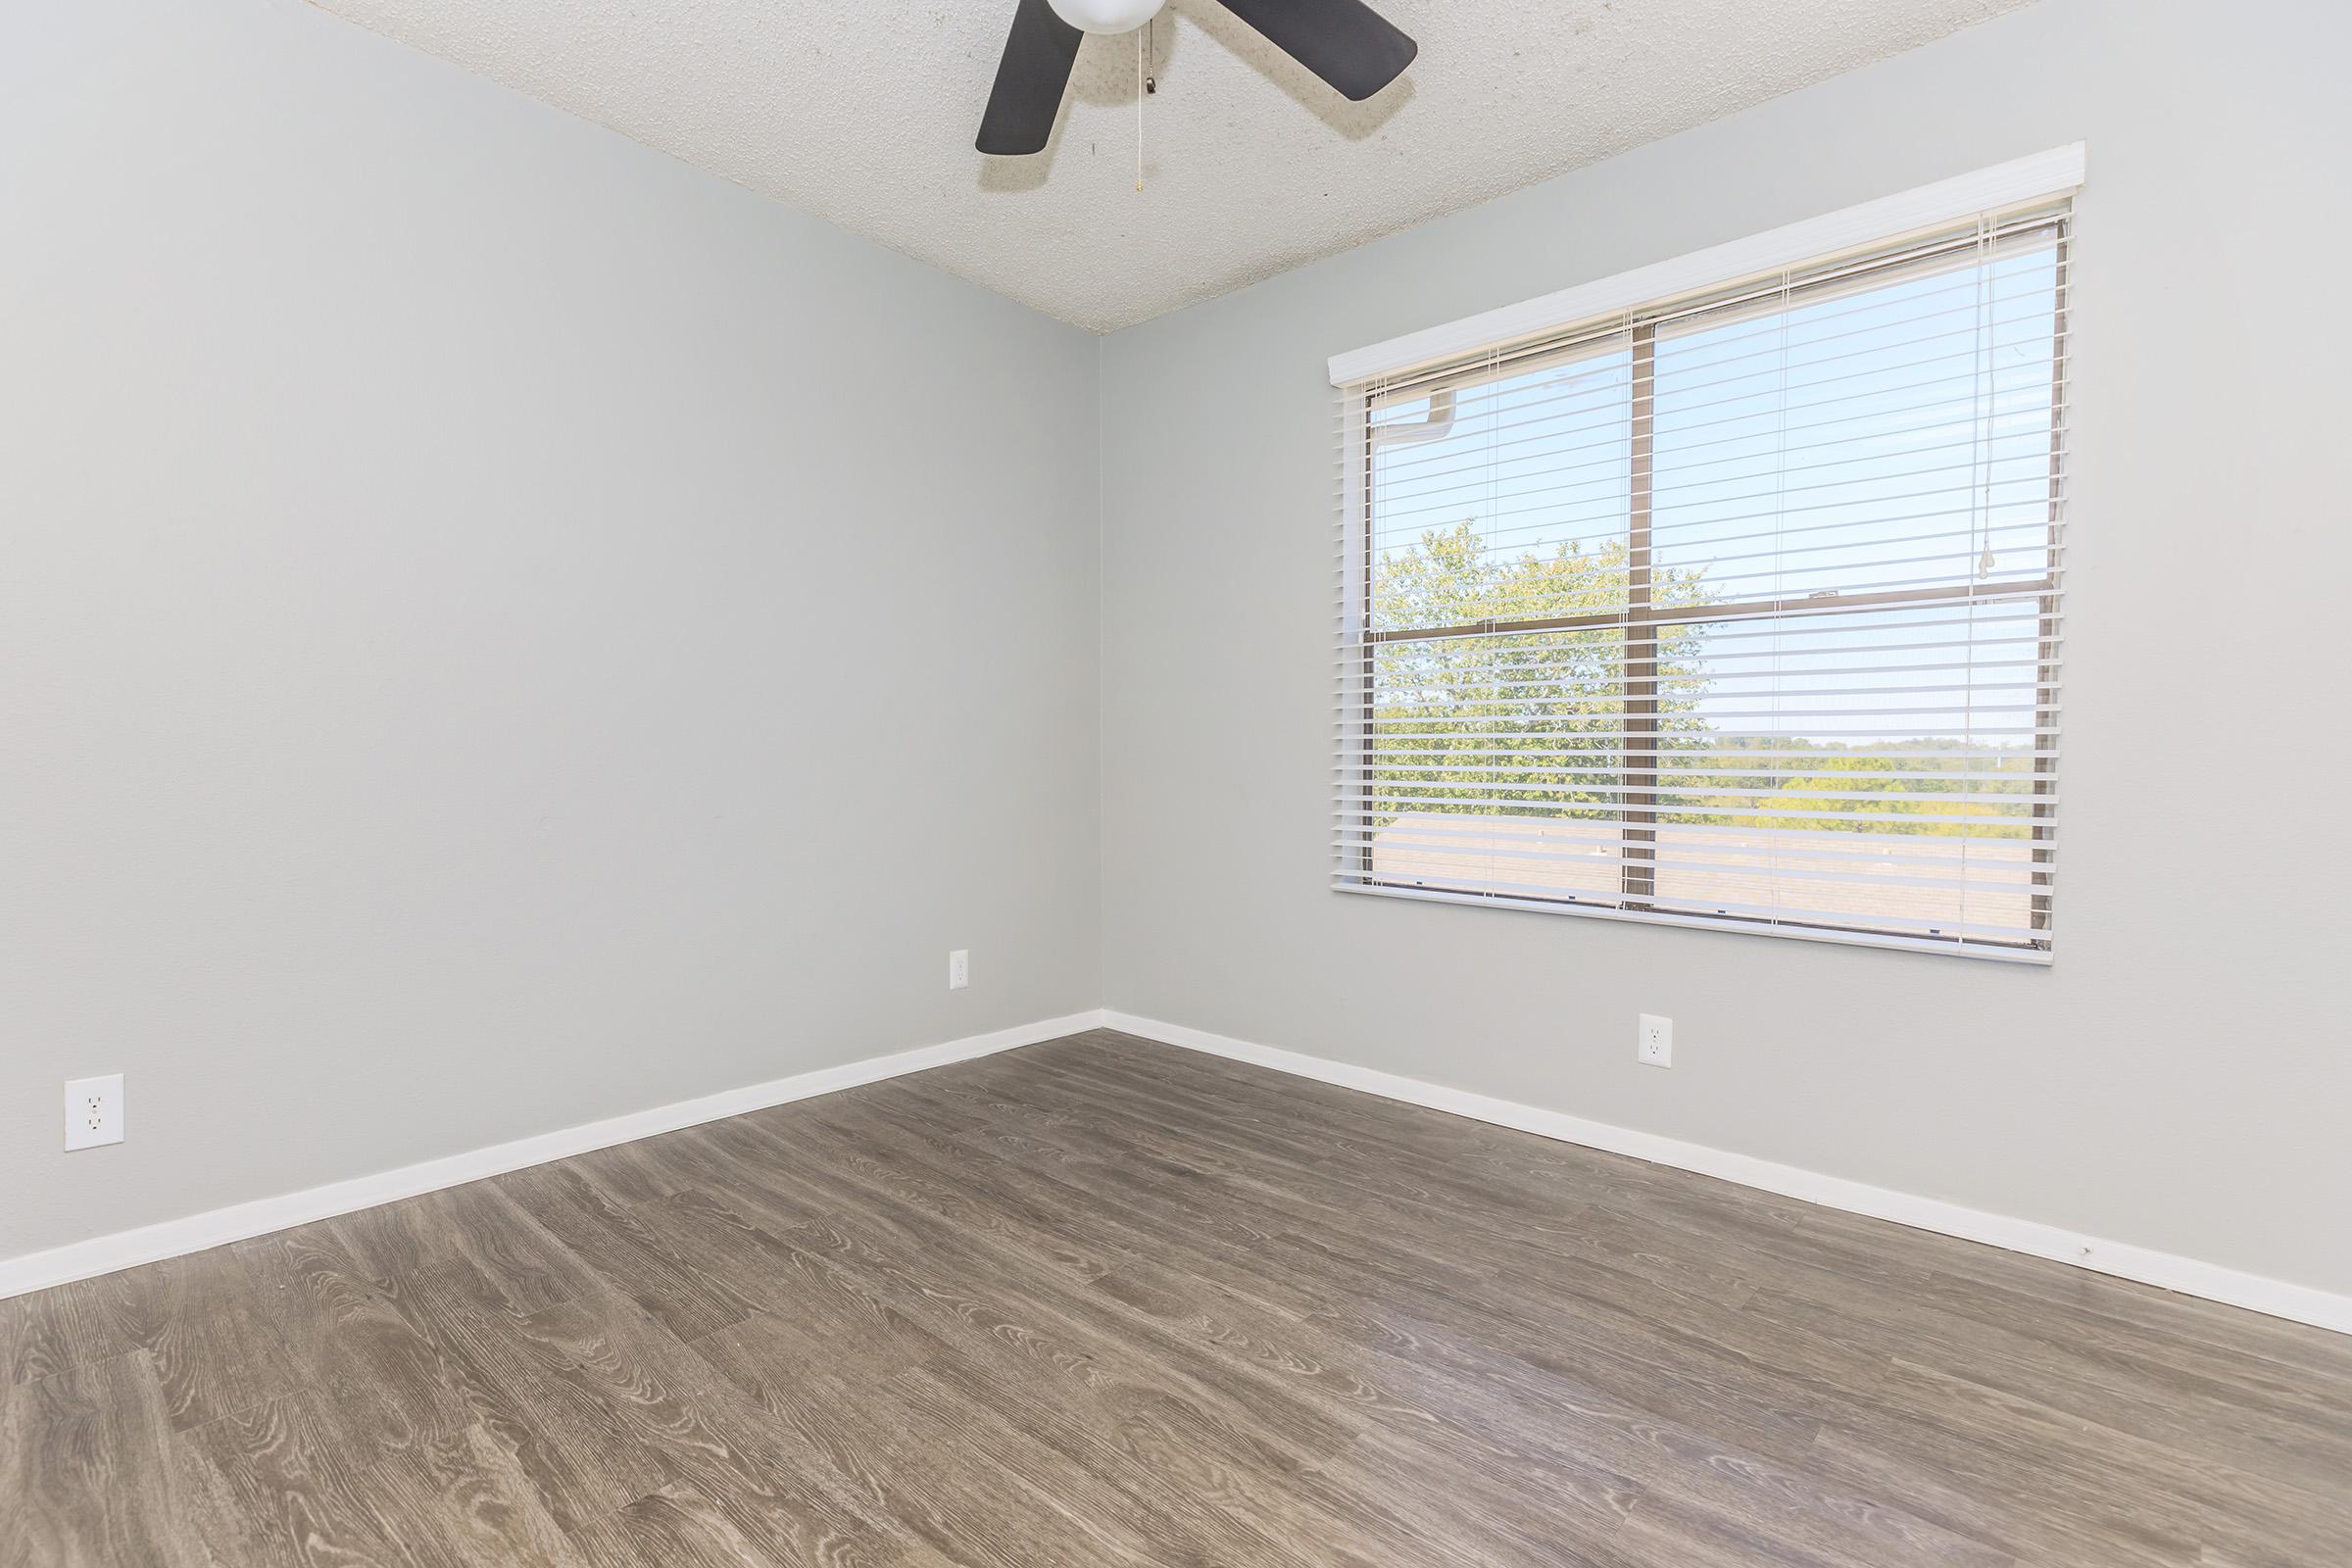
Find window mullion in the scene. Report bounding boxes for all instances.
[1623,322,1658,907]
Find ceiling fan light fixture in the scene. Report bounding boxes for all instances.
[980,0,1416,157]
[1046,0,1162,35]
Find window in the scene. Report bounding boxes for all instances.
[1334,162,2075,959]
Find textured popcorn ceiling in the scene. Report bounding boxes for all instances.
[309,0,2034,331]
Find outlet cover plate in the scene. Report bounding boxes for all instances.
[65,1073,124,1151]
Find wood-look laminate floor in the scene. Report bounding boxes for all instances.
[5,1031,2349,1567]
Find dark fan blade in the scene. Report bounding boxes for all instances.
[977,0,1084,155]
[1215,0,1416,101]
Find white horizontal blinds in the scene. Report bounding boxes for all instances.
[1335,208,2070,956]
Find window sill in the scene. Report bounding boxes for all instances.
[1332,878,2054,965]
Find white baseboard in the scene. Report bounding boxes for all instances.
[0,1010,1102,1302]
[20,1005,2343,1340]
[1102,1010,2352,1339]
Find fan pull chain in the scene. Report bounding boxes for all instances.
[1135,27,1145,191]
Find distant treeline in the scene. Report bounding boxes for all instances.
[1367,525,2042,840]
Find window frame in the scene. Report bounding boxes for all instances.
[1338,216,2069,960]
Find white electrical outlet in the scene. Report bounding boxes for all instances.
[64,1074,124,1151]
[947,949,970,991]
[1638,1014,1673,1069]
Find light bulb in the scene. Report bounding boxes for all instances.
[1047,0,1162,35]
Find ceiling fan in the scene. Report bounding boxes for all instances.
[977,0,1417,157]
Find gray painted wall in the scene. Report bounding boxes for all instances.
[1100,0,2352,1296]
[1,0,1101,1258]
[9,0,2345,1304]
